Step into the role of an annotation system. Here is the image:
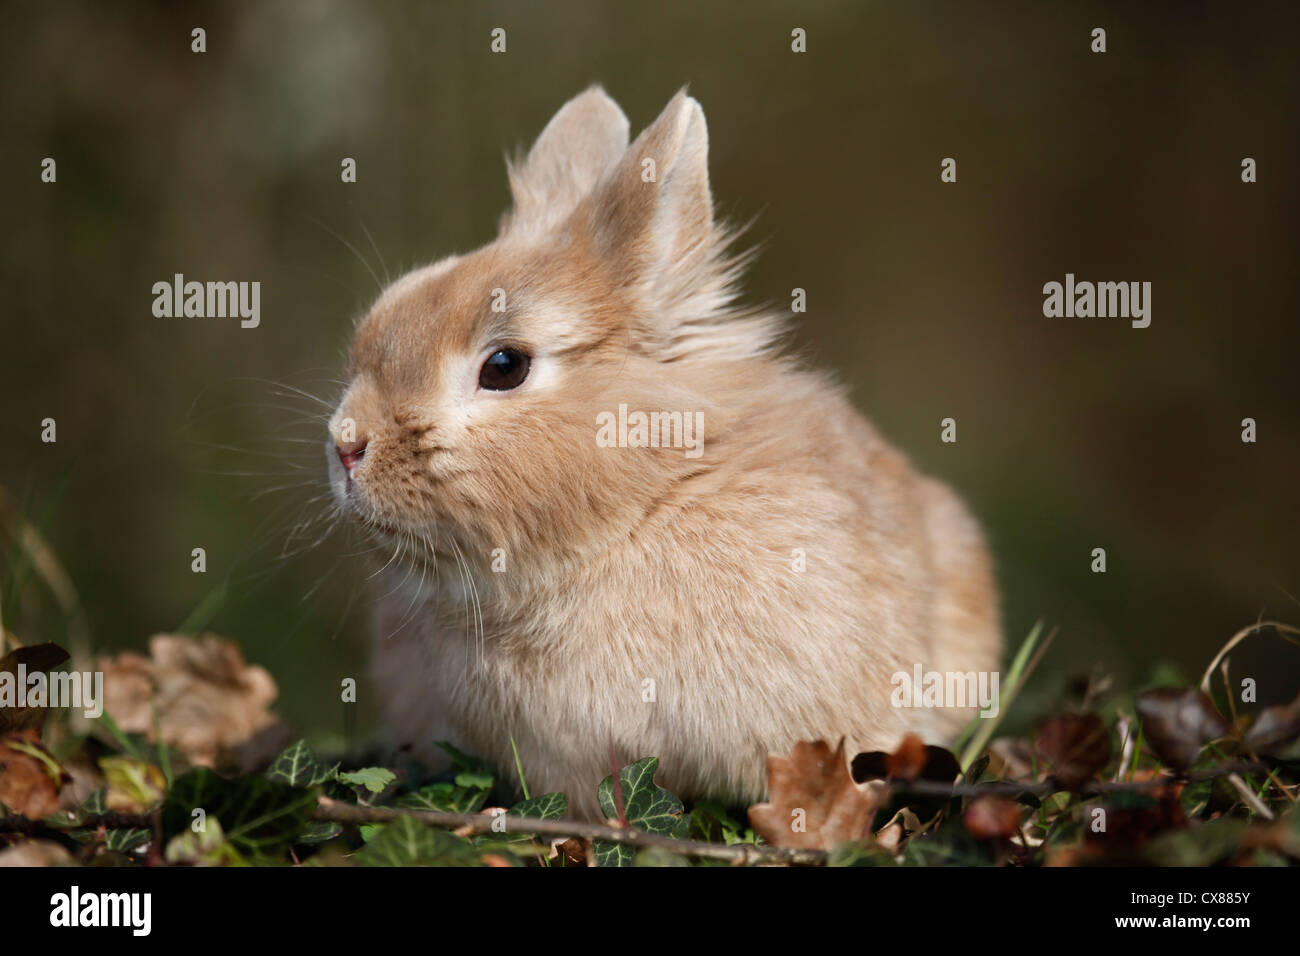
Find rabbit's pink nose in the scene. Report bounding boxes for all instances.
[337,437,367,473]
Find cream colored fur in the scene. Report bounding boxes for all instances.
[328,87,1001,819]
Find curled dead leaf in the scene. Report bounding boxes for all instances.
[1034,714,1112,789]
[885,733,928,781]
[747,738,885,851]
[1136,688,1229,772]
[1241,693,1300,757]
[0,729,70,819]
[0,839,73,867]
[0,643,72,733]
[98,634,278,767]
[851,737,961,821]
[963,796,1022,840]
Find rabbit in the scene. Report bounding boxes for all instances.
[327,86,1001,820]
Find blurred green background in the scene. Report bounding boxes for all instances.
[3,1,1298,742]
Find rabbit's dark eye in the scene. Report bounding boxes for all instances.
[479,348,531,391]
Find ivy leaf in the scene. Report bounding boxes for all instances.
[337,767,396,796]
[355,815,481,866]
[266,739,336,787]
[598,757,687,837]
[164,816,245,866]
[162,767,317,864]
[594,757,686,867]
[105,828,152,853]
[297,821,343,845]
[100,755,166,812]
[508,791,567,820]
[689,799,754,845]
[435,741,494,778]
[454,771,495,790]
[394,782,488,814]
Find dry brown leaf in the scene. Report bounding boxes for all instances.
[1034,713,1112,789]
[98,633,278,767]
[963,795,1023,840]
[1136,687,1229,772]
[0,839,73,867]
[747,738,884,851]
[0,729,70,819]
[885,733,928,781]
[555,838,587,866]
[987,736,1037,779]
[0,643,72,733]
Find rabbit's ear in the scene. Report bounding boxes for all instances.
[575,90,717,306]
[502,86,630,235]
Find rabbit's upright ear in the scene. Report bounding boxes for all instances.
[573,90,719,310]
[501,86,630,236]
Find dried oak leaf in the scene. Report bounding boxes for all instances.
[98,634,278,767]
[748,738,884,850]
[0,729,70,819]
[963,795,1023,841]
[1034,714,1112,789]
[1136,688,1229,772]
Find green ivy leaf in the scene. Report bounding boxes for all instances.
[508,792,567,820]
[454,770,495,790]
[337,767,397,795]
[162,768,317,864]
[689,799,753,845]
[594,757,687,867]
[355,815,481,866]
[297,821,343,845]
[105,828,151,853]
[394,782,487,814]
[266,740,336,787]
[164,817,245,866]
[633,846,691,867]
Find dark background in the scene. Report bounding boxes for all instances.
[3,1,1298,745]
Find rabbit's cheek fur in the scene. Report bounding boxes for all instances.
[328,87,1003,819]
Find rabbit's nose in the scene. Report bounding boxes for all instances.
[336,437,368,473]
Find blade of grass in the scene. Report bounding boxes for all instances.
[1199,621,1300,695]
[958,620,1053,770]
[176,579,230,635]
[509,731,530,801]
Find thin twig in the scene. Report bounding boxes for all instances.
[1,760,1289,863]
[314,796,825,864]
